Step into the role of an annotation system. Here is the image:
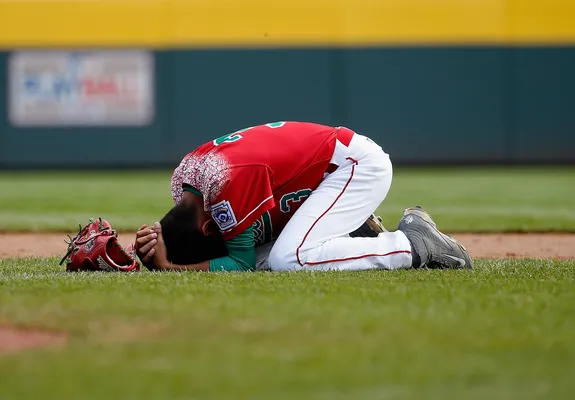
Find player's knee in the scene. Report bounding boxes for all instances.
[268,240,299,271]
[268,244,289,271]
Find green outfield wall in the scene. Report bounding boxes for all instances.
[0,1,574,167]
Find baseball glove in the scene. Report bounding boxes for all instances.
[349,214,387,238]
[59,218,140,272]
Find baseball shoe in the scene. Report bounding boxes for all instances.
[349,214,387,238]
[397,206,472,269]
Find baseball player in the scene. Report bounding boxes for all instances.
[135,121,472,272]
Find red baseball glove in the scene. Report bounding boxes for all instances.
[59,218,140,272]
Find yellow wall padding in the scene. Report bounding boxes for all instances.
[1,0,574,48]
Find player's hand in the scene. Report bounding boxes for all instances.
[150,222,170,270]
[134,224,158,266]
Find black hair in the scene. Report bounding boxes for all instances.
[160,202,227,265]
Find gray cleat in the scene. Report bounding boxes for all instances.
[397,206,472,269]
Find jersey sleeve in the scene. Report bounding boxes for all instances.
[209,165,275,240]
[209,227,256,272]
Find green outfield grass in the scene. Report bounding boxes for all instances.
[1,167,574,399]
[1,258,574,399]
[0,167,574,233]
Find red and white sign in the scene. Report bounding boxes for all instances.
[8,50,154,127]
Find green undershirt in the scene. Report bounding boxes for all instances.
[183,185,256,272]
[209,226,256,272]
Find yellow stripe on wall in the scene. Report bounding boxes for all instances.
[173,0,506,46]
[1,0,574,48]
[508,0,575,42]
[0,1,168,48]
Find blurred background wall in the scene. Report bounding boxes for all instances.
[0,0,574,168]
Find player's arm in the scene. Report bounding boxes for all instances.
[153,225,256,272]
[208,227,256,272]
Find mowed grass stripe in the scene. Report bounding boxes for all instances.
[0,167,574,232]
[0,257,574,399]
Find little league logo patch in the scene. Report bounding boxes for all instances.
[210,200,237,231]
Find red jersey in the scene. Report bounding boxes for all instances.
[171,121,353,242]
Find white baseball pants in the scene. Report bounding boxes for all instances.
[266,132,413,271]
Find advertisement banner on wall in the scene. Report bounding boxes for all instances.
[8,50,154,127]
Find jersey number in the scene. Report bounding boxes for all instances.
[280,189,312,213]
[213,122,287,146]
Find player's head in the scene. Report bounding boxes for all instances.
[160,202,227,265]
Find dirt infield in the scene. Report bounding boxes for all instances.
[1,232,575,260]
[0,326,67,355]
